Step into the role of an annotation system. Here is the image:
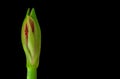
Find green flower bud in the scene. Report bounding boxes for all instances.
[21,8,41,69]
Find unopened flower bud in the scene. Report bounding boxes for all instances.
[21,8,41,68]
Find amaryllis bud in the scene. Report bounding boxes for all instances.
[21,8,41,69]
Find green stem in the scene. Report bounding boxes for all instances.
[27,67,37,79]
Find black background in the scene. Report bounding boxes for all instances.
[0,0,114,79]
[0,0,75,78]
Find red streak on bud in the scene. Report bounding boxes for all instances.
[25,24,28,45]
[29,18,34,32]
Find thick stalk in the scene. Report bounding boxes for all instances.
[27,67,37,79]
